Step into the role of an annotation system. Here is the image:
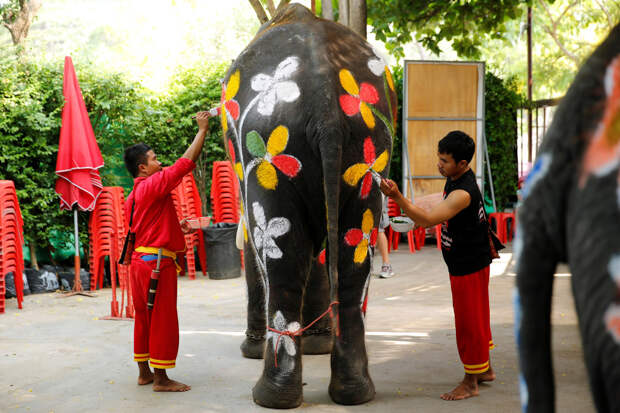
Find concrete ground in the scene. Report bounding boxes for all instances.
[1,240,596,412]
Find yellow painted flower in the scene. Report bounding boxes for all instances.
[221,70,241,133]
[344,209,378,264]
[342,137,388,199]
[339,69,379,129]
[246,126,301,190]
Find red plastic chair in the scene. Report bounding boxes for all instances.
[0,180,25,313]
[489,212,516,244]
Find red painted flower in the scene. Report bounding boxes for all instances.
[338,69,379,129]
[221,70,241,132]
[343,137,388,199]
[228,139,243,181]
[344,209,378,264]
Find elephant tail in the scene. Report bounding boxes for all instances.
[320,139,341,334]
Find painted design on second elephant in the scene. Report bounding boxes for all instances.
[344,209,378,264]
[343,137,388,199]
[604,255,620,343]
[252,202,291,262]
[245,126,302,190]
[579,55,620,192]
[221,70,241,133]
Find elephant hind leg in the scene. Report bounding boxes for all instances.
[301,255,333,355]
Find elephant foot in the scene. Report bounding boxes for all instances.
[252,373,302,409]
[301,333,332,354]
[241,336,265,359]
[329,371,375,405]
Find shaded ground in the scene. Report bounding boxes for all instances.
[0,241,595,412]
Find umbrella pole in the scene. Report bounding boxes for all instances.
[61,208,95,298]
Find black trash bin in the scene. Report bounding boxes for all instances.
[203,222,241,280]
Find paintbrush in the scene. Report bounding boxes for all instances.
[191,107,220,119]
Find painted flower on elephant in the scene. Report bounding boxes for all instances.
[367,45,395,92]
[343,137,388,199]
[339,69,379,129]
[252,202,290,260]
[268,310,301,357]
[604,255,620,343]
[344,209,378,264]
[251,56,301,116]
[221,70,241,133]
[246,126,302,190]
[227,139,244,181]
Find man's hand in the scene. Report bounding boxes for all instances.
[195,111,210,131]
[180,218,192,234]
[380,178,402,200]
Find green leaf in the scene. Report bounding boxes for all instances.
[246,130,266,158]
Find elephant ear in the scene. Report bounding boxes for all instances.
[246,131,267,158]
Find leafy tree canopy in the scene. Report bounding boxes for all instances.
[367,0,541,59]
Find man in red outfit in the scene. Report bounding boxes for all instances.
[380,131,495,401]
[123,111,210,392]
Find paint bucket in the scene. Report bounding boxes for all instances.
[203,223,241,280]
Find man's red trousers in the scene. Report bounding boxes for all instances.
[130,254,179,369]
[449,265,494,374]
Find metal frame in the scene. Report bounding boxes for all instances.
[401,60,496,211]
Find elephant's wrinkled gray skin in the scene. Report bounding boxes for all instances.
[515,24,620,413]
[220,4,396,408]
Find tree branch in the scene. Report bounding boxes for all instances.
[537,0,580,67]
[593,0,614,29]
[265,0,277,17]
[247,0,269,24]
[275,0,292,14]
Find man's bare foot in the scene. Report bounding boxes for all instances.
[440,375,479,401]
[138,371,154,385]
[153,378,191,392]
[137,361,154,385]
[477,367,496,383]
[152,368,191,392]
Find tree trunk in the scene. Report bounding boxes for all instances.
[247,0,269,24]
[29,241,39,270]
[2,0,41,47]
[322,0,334,21]
[338,0,349,26]
[349,0,366,38]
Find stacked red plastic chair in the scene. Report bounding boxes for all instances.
[211,161,240,224]
[386,198,401,252]
[89,186,133,319]
[170,171,207,280]
[0,181,25,313]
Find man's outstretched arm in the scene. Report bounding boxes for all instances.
[380,178,470,228]
[182,111,210,162]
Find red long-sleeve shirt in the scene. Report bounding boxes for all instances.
[125,157,195,253]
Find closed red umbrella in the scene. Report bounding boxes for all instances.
[55,56,103,296]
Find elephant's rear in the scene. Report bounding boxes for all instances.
[516,22,620,412]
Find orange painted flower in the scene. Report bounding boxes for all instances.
[339,69,379,129]
[342,137,388,199]
[344,209,378,264]
[221,70,241,133]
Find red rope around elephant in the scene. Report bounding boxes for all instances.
[267,301,339,368]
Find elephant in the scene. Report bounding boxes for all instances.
[515,23,620,412]
[219,4,396,408]
[240,249,333,359]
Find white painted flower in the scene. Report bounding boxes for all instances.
[251,56,301,116]
[267,310,301,357]
[252,202,290,260]
[368,45,388,76]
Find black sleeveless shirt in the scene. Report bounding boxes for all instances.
[440,169,491,276]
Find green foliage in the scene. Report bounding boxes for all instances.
[367,0,539,59]
[0,55,228,256]
[484,72,524,211]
